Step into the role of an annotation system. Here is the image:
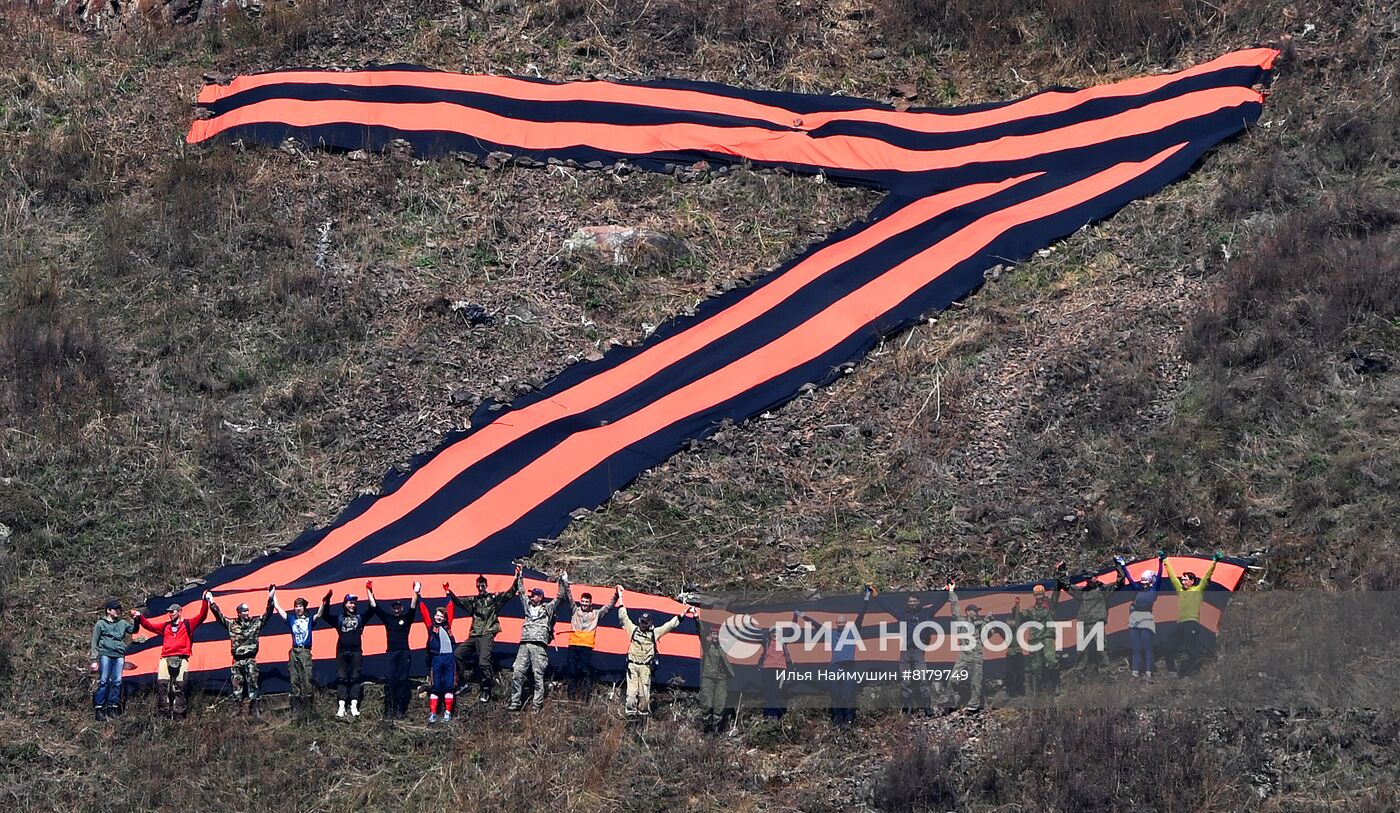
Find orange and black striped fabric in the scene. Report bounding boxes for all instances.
[128,50,1276,691]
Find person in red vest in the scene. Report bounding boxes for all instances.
[132,597,209,716]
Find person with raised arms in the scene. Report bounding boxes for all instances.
[319,582,373,718]
[206,586,276,717]
[415,581,456,723]
[617,585,695,718]
[447,573,519,704]
[131,596,209,717]
[508,566,569,712]
[273,592,323,718]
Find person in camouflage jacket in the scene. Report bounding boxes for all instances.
[207,586,276,716]
[448,573,518,703]
[508,566,569,711]
[1011,585,1060,697]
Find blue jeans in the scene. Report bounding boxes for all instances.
[95,655,124,709]
[430,652,456,696]
[1129,628,1154,673]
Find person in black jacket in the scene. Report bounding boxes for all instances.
[320,583,372,719]
[372,590,418,719]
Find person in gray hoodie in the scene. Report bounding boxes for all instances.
[89,599,134,721]
[508,567,569,711]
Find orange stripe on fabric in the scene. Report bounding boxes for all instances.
[372,145,1186,564]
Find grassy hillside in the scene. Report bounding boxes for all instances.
[1,0,1396,810]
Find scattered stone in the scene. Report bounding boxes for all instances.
[867,47,888,60]
[485,150,513,169]
[562,225,690,267]
[449,388,476,407]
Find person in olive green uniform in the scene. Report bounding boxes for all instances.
[698,624,734,733]
[1011,584,1059,697]
[207,587,277,716]
[1164,552,1222,677]
[934,581,989,712]
[1055,560,1124,673]
[90,599,135,721]
[448,573,519,703]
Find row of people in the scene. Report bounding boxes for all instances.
[89,566,696,722]
[90,552,1222,723]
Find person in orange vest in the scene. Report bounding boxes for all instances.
[131,597,210,716]
[564,587,620,701]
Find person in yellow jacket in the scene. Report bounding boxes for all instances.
[616,585,695,717]
[564,587,620,701]
[1164,552,1221,677]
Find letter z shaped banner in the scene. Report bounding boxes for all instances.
[128,49,1277,692]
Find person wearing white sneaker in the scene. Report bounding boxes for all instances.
[321,581,374,720]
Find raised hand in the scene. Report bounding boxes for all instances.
[1055,560,1066,572]
[1157,549,1167,560]
[413,581,422,595]
[945,580,955,591]
[322,589,333,604]
[366,580,374,592]
[442,581,450,591]
[1212,551,1223,562]
[202,591,213,603]
[129,609,141,619]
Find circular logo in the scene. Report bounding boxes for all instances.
[717,613,766,660]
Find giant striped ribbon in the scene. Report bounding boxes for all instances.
[126,49,1276,691]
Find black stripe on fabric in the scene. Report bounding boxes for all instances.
[199,82,798,133]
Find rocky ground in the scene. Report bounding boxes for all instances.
[1,0,1397,810]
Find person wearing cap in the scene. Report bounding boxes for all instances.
[414,581,456,723]
[1054,560,1125,673]
[1010,583,1060,696]
[89,599,135,721]
[564,586,620,701]
[617,585,695,718]
[371,588,418,719]
[320,582,374,718]
[446,573,519,703]
[273,592,324,717]
[934,580,989,713]
[131,596,210,716]
[1115,552,1166,678]
[508,566,569,712]
[1164,552,1223,677]
[206,586,277,716]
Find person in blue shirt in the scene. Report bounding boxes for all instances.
[1115,552,1166,679]
[274,592,323,718]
